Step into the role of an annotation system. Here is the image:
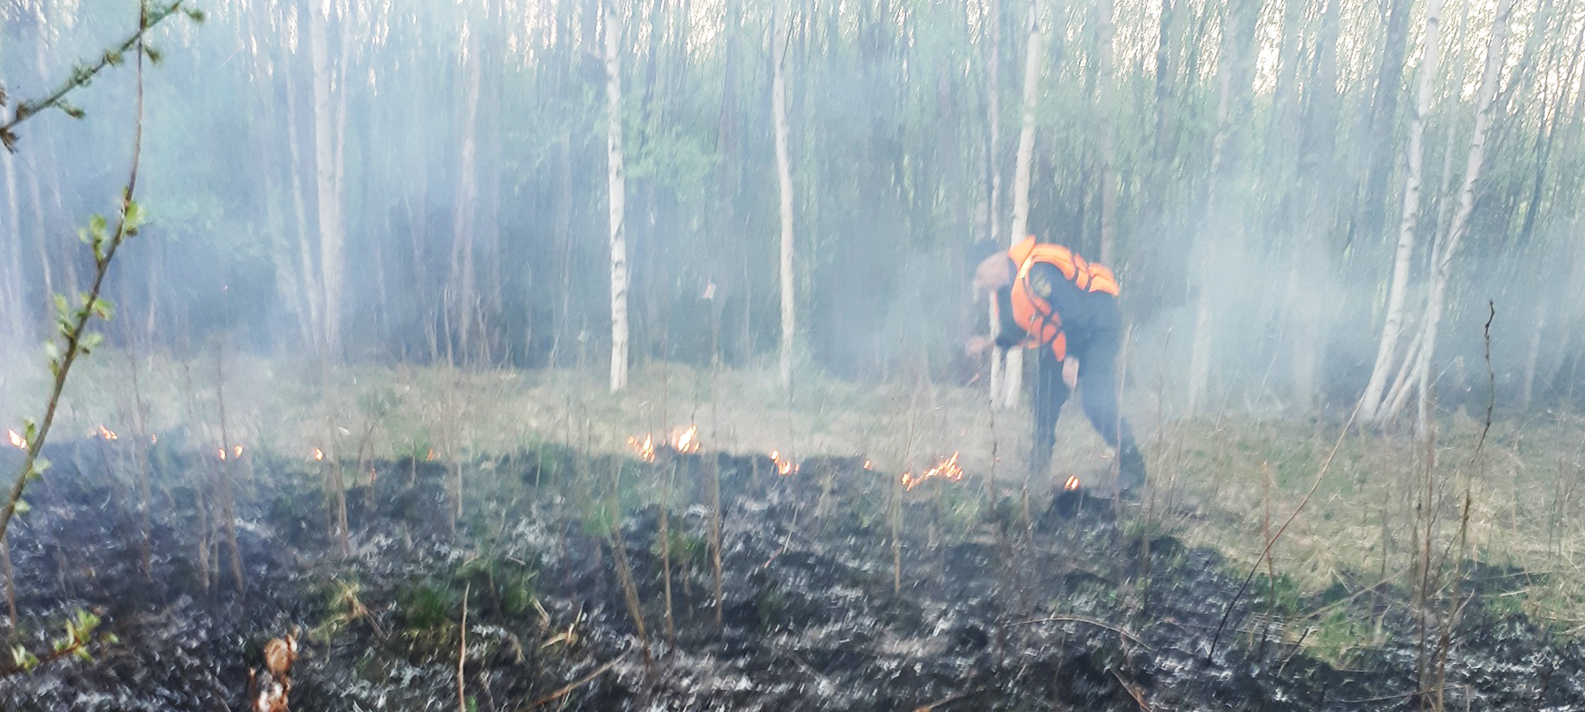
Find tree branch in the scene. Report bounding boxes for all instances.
[0,1,194,152]
[0,0,160,545]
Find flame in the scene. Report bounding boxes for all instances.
[217,447,227,461]
[234,445,244,458]
[6,429,25,450]
[863,459,873,471]
[769,450,796,476]
[901,452,964,491]
[425,449,436,461]
[1064,474,1081,491]
[312,447,325,462]
[673,425,700,454]
[97,425,118,441]
[628,434,657,463]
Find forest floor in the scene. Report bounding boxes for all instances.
[0,353,1581,709]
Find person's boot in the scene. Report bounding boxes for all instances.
[1117,444,1147,494]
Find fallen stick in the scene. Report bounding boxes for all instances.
[912,689,976,711]
[1010,615,1153,651]
[1110,668,1150,711]
[522,652,630,710]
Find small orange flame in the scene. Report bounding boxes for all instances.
[6,429,25,450]
[217,448,228,461]
[97,425,118,441]
[673,425,700,454]
[425,449,436,461]
[312,447,325,462]
[1064,474,1081,491]
[233,445,244,458]
[629,434,657,463]
[863,459,873,471]
[769,450,797,476]
[901,452,964,491]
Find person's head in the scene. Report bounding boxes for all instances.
[965,240,1013,301]
[973,251,1014,292]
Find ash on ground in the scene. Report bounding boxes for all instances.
[0,439,1579,711]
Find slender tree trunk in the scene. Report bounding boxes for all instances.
[1002,0,1042,410]
[1522,300,1547,408]
[1095,0,1118,265]
[0,152,25,352]
[1187,0,1263,416]
[1357,0,1415,241]
[1407,0,1514,431]
[477,13,504,365]
[605,0,631,393]
[715,0,741,368]
[1360,0,1444,425]
[309,0,346,358]
[774,2,796,389]
[284,36,324,351]
[452,19,483,366]
[986,0,1006,406]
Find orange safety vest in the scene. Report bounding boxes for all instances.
[1006,236,1119,360]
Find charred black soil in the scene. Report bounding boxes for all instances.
[0,438,1581,711]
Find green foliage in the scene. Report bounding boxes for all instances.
[1307,609,1373,667]
[397,582,457,632]
[657,528,709,572]
[454,555,537,618]
[5,608,114,675]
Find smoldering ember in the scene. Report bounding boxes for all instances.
[2,1,1585,711]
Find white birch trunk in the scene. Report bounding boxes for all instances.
[1002,0,1042,410]
[1521,300,1546,408]
[1359,0,1444,425]
[452,20,482,364]
[1408,0,1513,431]
[1186,65,1232,417]
[283,34,324,350]
[605,0,631,393]
[0,151,25,351]
[309,0,345,358]
[986,0,1006,407]
[773,4,796,390]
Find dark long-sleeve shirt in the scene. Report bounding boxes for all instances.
[994,261,1121,359]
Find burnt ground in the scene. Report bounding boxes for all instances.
[0,437,1581,711]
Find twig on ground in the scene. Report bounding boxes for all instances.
[911,689,977,711]
[1110,668,1150,710]
[1010,615,1152,650]
[458,582,469,712]
[521,651,629,710]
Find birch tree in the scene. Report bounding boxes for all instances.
[1094,0,1119,265]
[451,16,482,365]
[1406,0,1514,430]
[309,0,347,358]
[1359,0,1444,426]
[773,1,796,390]
[1001,0,1042,409]
[986,0,1006,405]
[605,0,631,393]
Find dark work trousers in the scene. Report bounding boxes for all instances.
[1029,322,1138,479]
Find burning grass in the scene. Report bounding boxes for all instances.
[3,349,1584,641]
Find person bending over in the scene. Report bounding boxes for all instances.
[968,236,1146,492]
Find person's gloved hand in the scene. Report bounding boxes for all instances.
[1063,357,1079,388]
